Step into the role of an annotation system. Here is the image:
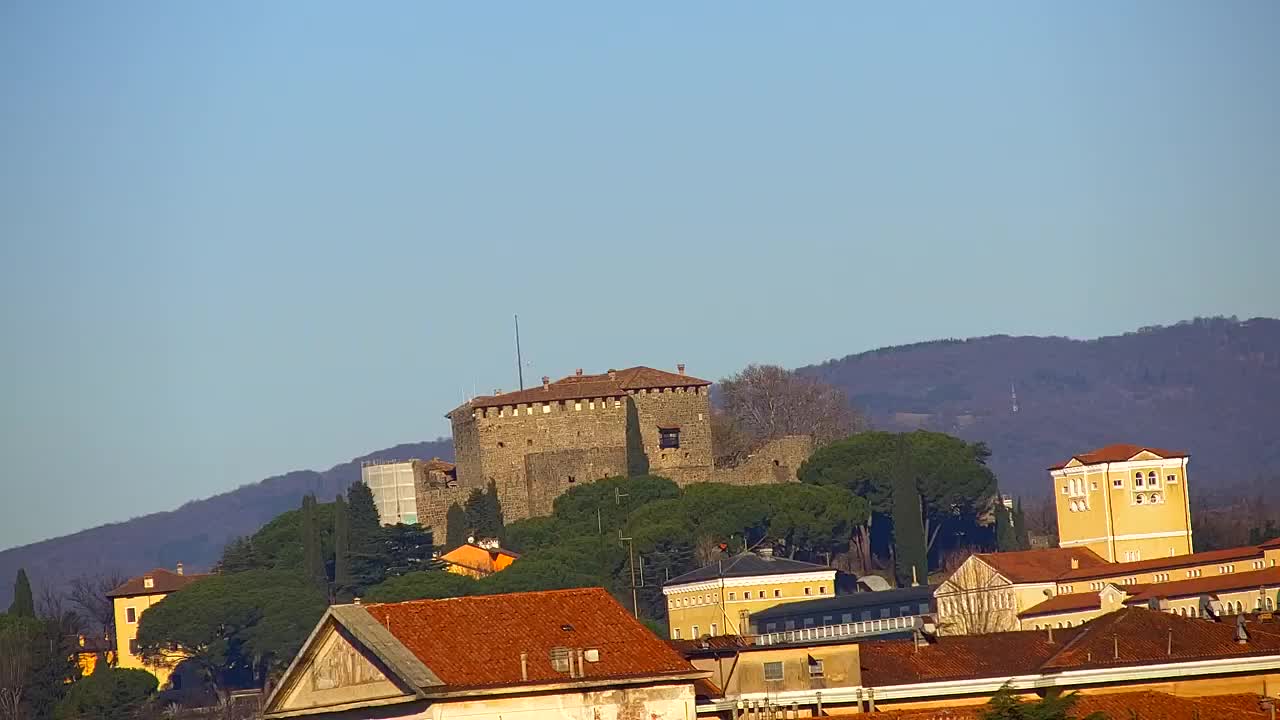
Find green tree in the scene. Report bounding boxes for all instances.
[1013,497,1031,550]
[891,438,928,588]
[995,502,1018,552]
[301,495,324,588]
[8,570,34,618]
[333,494,351,597]
[346,481,385,591]
[53,667,156,720]
[444,503,469,549]
[216,537,259,574]
[464,480,505,541]
[135,570,327,696]
[979,686,1107,720]
[381,524,439,578]
[365,571,482,602]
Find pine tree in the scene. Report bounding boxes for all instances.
[333,495,351,596]
[346,481,386,592]
[1013,497,1031,550]
[9,568,34,617]
[995,501,1017,552]
[301,495,324,588]
[217,537,260,573]
[891,441,928,588]
[445,503,469,549]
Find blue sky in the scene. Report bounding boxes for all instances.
[2,2,1277,550]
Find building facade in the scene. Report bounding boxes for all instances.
[663,550,838,640]
[361,458,455,526]
[439,540,519,578]
[107,565,205,689]
[1050,444,1193,562]
[447,366,714,523]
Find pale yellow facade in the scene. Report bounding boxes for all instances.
[664,570,837,639]
[1054,553,1276,595]
[689,643,861,699]
[1052,450,1192,563]
[934,556,1047,635]
[113,591,181,686]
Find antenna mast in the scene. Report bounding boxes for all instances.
[514,314,524,391]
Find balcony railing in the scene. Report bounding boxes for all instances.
[755,614,925,646]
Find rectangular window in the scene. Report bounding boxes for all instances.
[1113,478,1123,488]
[804,587,812,595]
[763,662,784,682]
[710,623,718,635]
[919,603,931,614]
[691,625,699,637]
[861,611,872,621]
[880,608,891,619]
[819,586,827,594]
[673,628,681,640]
[1167,474,1178,484]
[774,589,781,598]
[784,620,795,630]
[842,613,853,623]
[728,592,736,601]
[126,607,137,624]
[659,428,680,449]
[808,658,824,678]
[1061,485,1069,494]
[128,639,139,655]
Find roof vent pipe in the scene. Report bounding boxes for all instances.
[542,376,550,390]
[520,652,528,681]
[678,363,685,375]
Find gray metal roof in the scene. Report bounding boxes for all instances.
[749,585,936,622]
[665,552,831,586]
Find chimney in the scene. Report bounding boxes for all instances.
[353,597,361,605]
[608,369,617,380]
[1070,557,1080,570]
[176,562,184,576]
[677,363,686,375]
[758,546,774,558]
[576,368,583,376]
[520,652,528,681]
[494,389,501,395]
[542,376,550,390]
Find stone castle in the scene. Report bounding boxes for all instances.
[412,365,813,543]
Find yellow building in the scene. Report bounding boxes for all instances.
[107,565,205,688]
[439,540,519,579]
[663,549,838,640]
[1050,444,1192,563]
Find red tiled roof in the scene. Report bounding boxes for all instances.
[862,608,1280,687]
[456,366,710,412]
[1260,536,1280,550]
[422,458,455,472]
[1057,545,1264,581]
[1018,591,1106,619]
[1049,443,1188,470]
[106,568,207,598]
[668,635,754,656]
[362,587,698,690]
[865,692,1270,720]
[1125,566,1280,603]
[971,547,1109,584]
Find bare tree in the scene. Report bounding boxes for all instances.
[69,571,126,640]
[718,365,863,448]
[934,556,1020,636]
[0,626,31,720]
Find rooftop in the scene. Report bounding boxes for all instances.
[967,547,1109,585]
[867,691,1271,720]
[665,551,833,587]
[1125,565,1280,603]
[751,585,934,622]
[360,587,699,690]
[1017,590,1108,619]
[106,567,206,598]
[453,366,710,413]
[1057,544,1265,581]
[1049,443,1189,471]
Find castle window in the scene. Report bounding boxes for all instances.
[567,476,576,484]
[710,623,718,635]
[1091,481,1098,490]
[497,441,504,448]
[691,625,699,637]
[774,589,781,597]
[527,439,533,447]
[659,428,681,449]
[808,658,825,679]
[614,400,621,408]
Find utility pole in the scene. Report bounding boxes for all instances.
[514,314,524,391]
[619,529,638,618]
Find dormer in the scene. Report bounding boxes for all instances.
[143,575,154,590]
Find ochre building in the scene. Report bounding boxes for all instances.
[1050,443,1193,562]
[107,565,206,689]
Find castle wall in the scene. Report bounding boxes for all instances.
[524,448,630,517]
[629,387,714,486]
[711,436,813,486]
[414,484,472,546]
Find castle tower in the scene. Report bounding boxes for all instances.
[1049,444,1193,563]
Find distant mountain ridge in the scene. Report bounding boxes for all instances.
[5,317,1278,608]
[800,316,1280,500]
[0,439,452,607]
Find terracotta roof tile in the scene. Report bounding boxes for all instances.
[866,692,1270,720]
[1057,545,1263,581]
[859,628,1075,686]
[1018,591,1106,619]
[361,587,698,690]
[1049,443,1188,470]
[1125,565,1280,603]
[106,568,207,598]
[970,547,1108,584]
[457,366,710,412]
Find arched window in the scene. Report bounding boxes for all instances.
[1148,471,1158,486]
[1237,601,1245,614]
[1267,597,1275,611]
[1134,472,1144,487]
[1150,493,1162,504]
[1136,494,1145,505]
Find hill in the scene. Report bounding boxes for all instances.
[800,316,1280,501]
[0,439,452,607]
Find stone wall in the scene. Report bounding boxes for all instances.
[711,436,814,486]
[414,483,472,547]
[524,447,629,517]
[629,388,714,486]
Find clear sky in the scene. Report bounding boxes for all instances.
[2,2,1277,551]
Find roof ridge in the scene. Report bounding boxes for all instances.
[1038,609,1120,668]
[366,586,602,609]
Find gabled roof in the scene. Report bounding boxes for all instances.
[1125,566,1280,603]
[1057,545,1263,581]
[1017,590,1107,619]
[665,552,833,587]
[1049,443,1189,470]
[860,627,1070,686]
[455,366,710,412]
[106,568,207,598]
[967,547,1108,584]
[359,587,699,690]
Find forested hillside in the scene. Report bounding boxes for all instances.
[0,439,452,607]
[801,317,1280,500]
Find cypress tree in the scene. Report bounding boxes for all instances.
[891,440,928,588]
[333,495,351,594]
[995,502,1017,552]
[346,481,386,592]
[301,495,324,587]
[1013,497,1031,550]
[9,568,34,617]
[445,503,469,549]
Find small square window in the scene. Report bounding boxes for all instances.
[1091,481,1098,490]
[763,661,784,682]
[808,658,824,678]
[1113,478,1123,488]
[774,589,781,598]
[659,428,681,449]
[126,607,137,624]
[804,587,812,595]
[819,586,827,594]
[728,592,736,601]
[1167,474,1178,484]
